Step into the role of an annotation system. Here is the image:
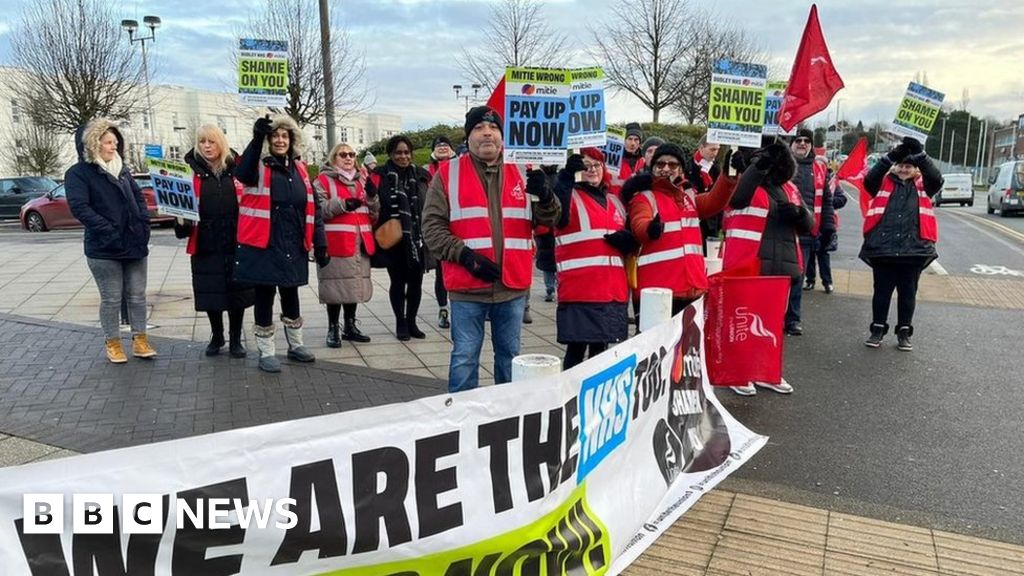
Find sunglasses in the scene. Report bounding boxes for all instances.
[654,160,681,170]
[336,152,356,158]
[794,138,812,144]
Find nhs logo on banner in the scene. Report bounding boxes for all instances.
[577,355,636,483]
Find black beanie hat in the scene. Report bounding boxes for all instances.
[431,136,453,150]
[465,106,503,137]
[625,122,643,140]
[650,143,687,168]
[795,128,814,142]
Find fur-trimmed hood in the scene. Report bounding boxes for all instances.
[76,118,126,164]
[261,114,304,159]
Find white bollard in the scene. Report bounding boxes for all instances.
[639,287,673,332]
[511,354,562,382]
[705,257,723,276]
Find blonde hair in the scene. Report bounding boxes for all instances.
[195,124,231,173]
[327,142,355,167]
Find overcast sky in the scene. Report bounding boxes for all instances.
[1,0,1022,131]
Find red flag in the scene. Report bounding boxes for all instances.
[835,137,869,217]
[778,5,844,132]
[704,276,790,386]
[485,76,506,121]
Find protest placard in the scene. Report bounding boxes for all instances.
[706,59,768,147]
[603,126,626,173]
[503,66,572,164]
[568,67,607,148]
[238,38,289,107]
[146,157,198,221]
[889,82,945,143]
[763,80,795,136]
[0,300,766,575]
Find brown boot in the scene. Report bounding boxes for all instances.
[132,334,158,359]
[105,338,127,364]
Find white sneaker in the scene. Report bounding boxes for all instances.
[732,383,757,396]
[754,378,794,394]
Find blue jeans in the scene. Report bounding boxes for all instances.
[786,276,802,328]
[448,296,527,392]
[542,270,556,296]
[86,257,148,338]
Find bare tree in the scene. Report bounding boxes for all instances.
[2,123,67,177]
[457,0,570,91]
[590,0,704,122]
[10,0,144,133]
[672,22,769,125]
[244,0,370,128]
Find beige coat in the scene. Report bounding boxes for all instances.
[314,166,380,304]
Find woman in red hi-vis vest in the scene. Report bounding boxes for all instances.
[553,148,638,369]
[174,125,253,358]
[627,143,736,317]
[860,137,941,352]
[314,142,378,348]
[234,115,327,373]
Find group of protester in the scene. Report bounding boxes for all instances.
[64,106,941,394]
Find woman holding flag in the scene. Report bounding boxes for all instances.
[175,125,254,358]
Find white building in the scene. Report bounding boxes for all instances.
[0,66,401,175]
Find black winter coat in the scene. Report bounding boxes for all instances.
[731,166,815,279]
[367,161,430,270]
[65,126,150,261]
[859,155,942,268]
[175,151,254,311]
[793,155,835,243]
[232,136,327,287]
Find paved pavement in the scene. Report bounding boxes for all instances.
[2,228,1024,574]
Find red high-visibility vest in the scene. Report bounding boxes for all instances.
[722,182,805,272]
[317,174,375,258]
[614,156,645,188]
[863,176,938,242]
[634,188,707,296]
[555,189,628,303]
[810,160,827,235]
[237,161,316,252]
[186,172,244,256]
[440,155,535,291]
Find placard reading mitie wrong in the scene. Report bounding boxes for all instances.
[603,126,626,173]
[238,38,289,107]
[503,66,573,165]
[889,82,945,144]
[763,80,796,136]
[706,59,768,148]
[568,67,607,148]
[146,157,198,221]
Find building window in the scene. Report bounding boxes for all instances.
[339,127,348,143]
[216,116,228,135]
[171,112,180,128]
[11,99,21,124]
[142,112,150,131]
[358,128,364,144]
[168,146,181,161]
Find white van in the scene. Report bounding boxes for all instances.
[987,161,1024,217]
[934,173,974,207]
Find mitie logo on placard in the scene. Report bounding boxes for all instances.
[22,493,298,534]
[577,355,636,483]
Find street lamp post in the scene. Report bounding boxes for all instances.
[452,83,482,112]
[121,15,161,142]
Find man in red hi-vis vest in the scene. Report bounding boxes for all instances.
[423,106,561,393]
[860,137,941,351]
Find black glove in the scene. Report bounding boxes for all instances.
[253,116,273,140]
[540,164,559,175]
[725,148,747,176]
[753,142,787,171]
[458,247,501,282]
[646,214,664,240]
[343,198,363,211]
[777,202,804,224]
[526,169,551,202]
[620,173,653,205]
[887,144,909,164]
[314,246,330,268]
[603,230,636,253]
[564,154,586,175]
[903,136,923,156]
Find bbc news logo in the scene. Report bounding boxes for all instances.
[22,494,298,534]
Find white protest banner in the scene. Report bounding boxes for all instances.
[504,66,572,165]
[238,38,289,107]
[889,82,945,143]
[707,59,768,147]
[763,80,796,136]
[603,127,627,173]
[568,68,607,148]
[146,157,198,221]
[0,300,765,575]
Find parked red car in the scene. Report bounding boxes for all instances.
[20,175,175,232]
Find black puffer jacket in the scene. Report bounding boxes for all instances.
[175,150,254,311]
[793,154,835,241]
[859,155,942,267]
[367,161,430,270]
